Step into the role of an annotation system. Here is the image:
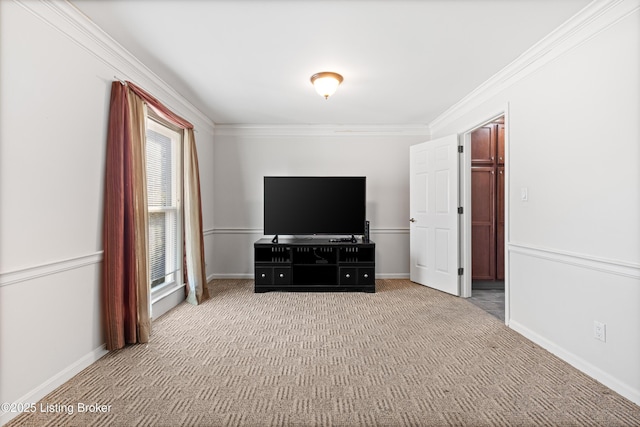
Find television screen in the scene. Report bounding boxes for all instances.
[264,176,366,236]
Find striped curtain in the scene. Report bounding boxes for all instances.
[183,128,209,305]
[103,81,208,351]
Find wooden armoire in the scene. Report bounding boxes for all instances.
[471,119,505,280]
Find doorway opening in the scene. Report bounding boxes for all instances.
[465,115,506,322]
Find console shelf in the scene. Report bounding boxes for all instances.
[254,238,375,293]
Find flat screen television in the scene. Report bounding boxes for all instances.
[264,176,366,236]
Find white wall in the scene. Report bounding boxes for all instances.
[2,0,637,422]
[211,126,428,278]
[430,0,639,404]
[0,1,214,423]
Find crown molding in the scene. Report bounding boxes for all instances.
[428,0,638,135]
[14,0,215,134]
[214,123,430,137]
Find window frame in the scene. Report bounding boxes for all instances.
[146,113,185,306]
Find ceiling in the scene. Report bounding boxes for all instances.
[72,0,591,126]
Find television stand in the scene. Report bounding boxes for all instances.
[254,238,375,293]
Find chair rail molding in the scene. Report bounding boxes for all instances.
[509,243,640,279]
[0,251,104,288]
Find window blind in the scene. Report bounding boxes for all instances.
[146,127,179,288]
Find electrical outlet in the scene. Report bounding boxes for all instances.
[594,321,606,342]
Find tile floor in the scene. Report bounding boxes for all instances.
[468,281,505,322]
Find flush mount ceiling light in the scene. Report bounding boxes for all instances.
[310,72,343,99]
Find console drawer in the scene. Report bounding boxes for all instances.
[255,267,273,285]
[274,267,292,285]
[358,267,375,285]
[339,267,357,285]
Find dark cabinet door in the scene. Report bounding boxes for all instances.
[358,268,375,285]
[274,267,292,285]
[255,267,273,285]
[472,166,496,280]
[471,124,497,165]
[496,167,505,280]
[339,267,357,285]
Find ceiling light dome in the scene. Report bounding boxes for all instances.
[310,72,343,99]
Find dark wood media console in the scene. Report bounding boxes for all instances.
[254,238,375,293]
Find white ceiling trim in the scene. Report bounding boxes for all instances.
[214,123,430,138]
[429,0,634,135]
[15,0,215,134]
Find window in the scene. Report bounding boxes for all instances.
[146,115,183,301]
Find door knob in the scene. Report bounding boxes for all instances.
[409,218,416,223]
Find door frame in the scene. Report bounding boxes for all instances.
[459,104,510,324]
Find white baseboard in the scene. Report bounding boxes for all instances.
[509,320,640,406]
[1,345,108,426]
[376,274,410,279]
[210,273,253,280]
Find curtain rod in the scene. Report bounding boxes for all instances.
[112,76,199,133]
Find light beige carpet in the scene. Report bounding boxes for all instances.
[7,279,640,426]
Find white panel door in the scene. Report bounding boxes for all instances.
[409,135,460,296]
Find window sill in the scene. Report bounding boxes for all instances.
[151,282,185,305]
